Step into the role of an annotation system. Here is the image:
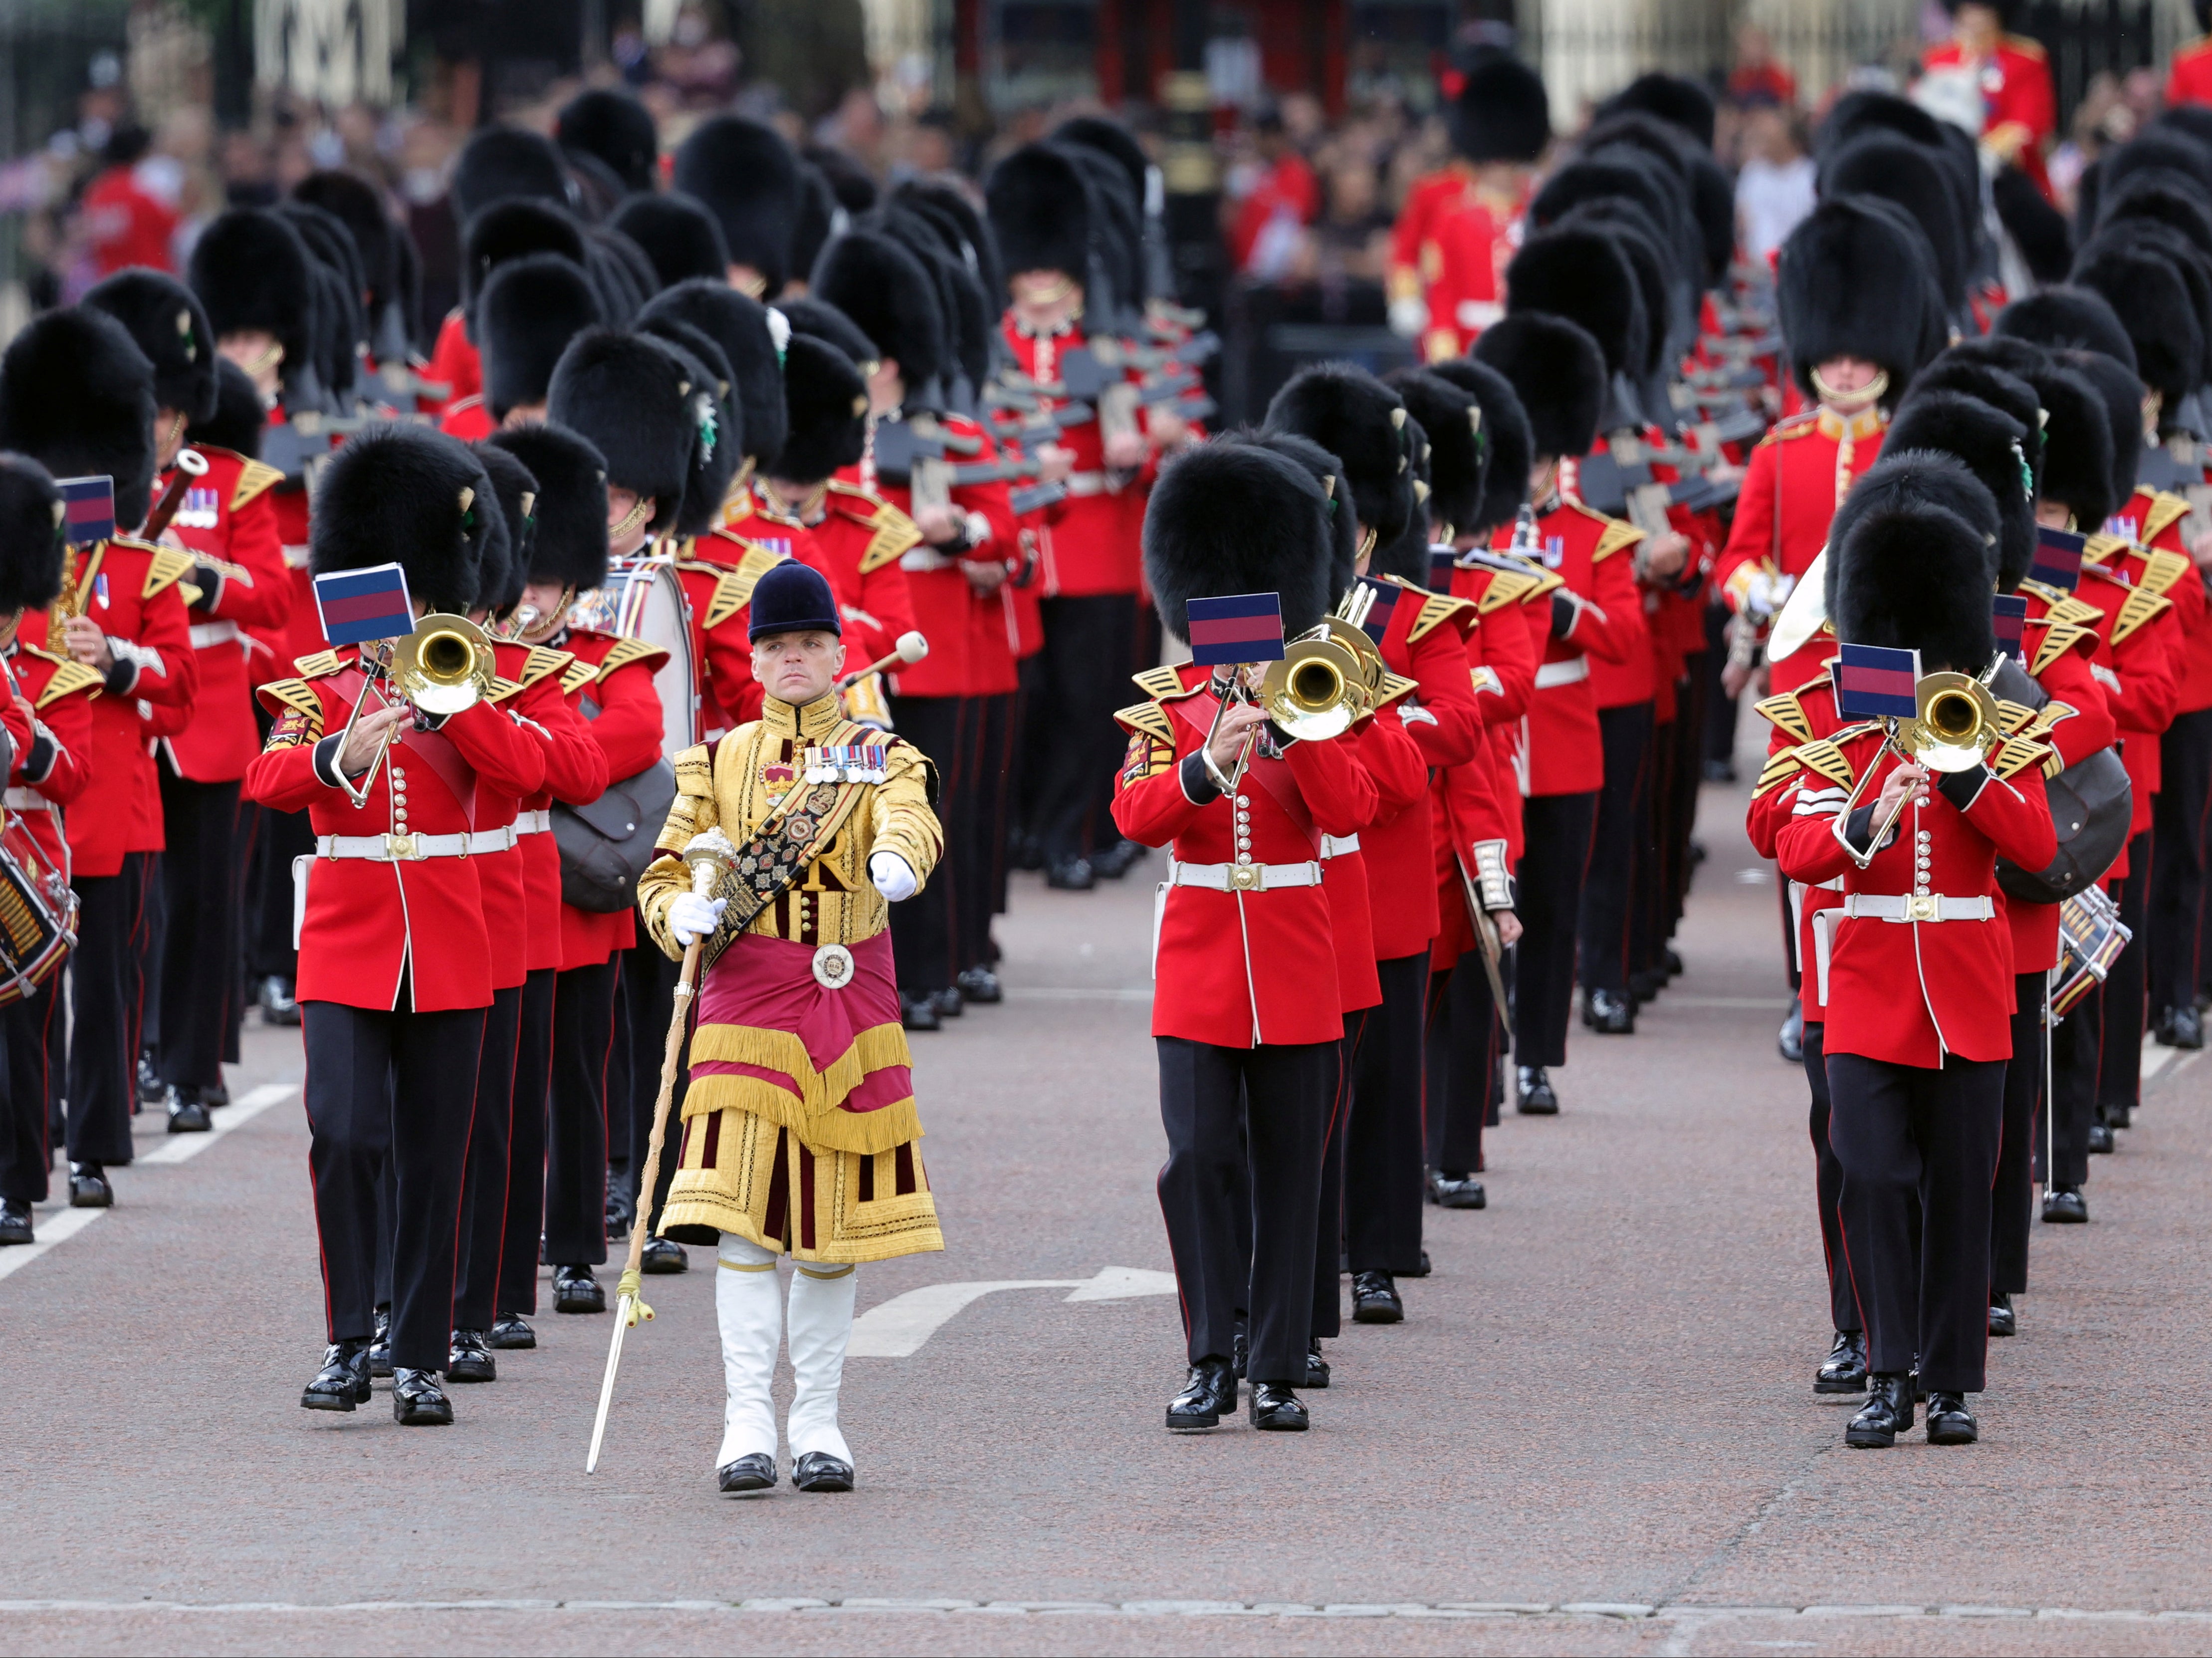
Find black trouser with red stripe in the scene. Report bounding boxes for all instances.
[1344,951,1429,1276]
[1578,701,1653,997]
[2049,971,2098,1190]
[1031,593,1135,865]
[1515,792,1598,1070]
[2097,831,2152,1120]
[67,854,151,1167]
[544,959,619,1268]
[621,943,689,1237]
[0,986,63,1205]
[154,759,240,1094]
[2149,708,2212,1019]
[1425,954,1502,1176]
[886,692,962,996]
[496,967,558,1317]
[1802,1021,1859,1334]
[958,690,1015,973]
[1990,972,2047,1298]
[1311,1027,1358,1341]
[452,982,523,1332]
[303,991,485,1372]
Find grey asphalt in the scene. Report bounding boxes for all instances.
[3,753,2209,1658]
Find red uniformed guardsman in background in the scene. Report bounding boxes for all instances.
[1923,1,2056,199]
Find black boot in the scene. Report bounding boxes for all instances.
[640,1236,688,1274]
[1815,1329,1868,1395]
[67,1164,111,1207]
[899,992,940,1032]
[1845,1374,1914,1448]
[1515,1067,1558,1115]
[928,985,963,1019]
[1584,988,1635,1034]
[445,1329,496,1383]
[717,1452,777,1493]
[0,1198,31,1244]
[258,975,301,1026]
[1304,1338,1330,1389]
[392,1367,454,1425]
[300,1342,372,1412]
[367,1307,393,1377]
[553,1264,605,1312]
[1428,1170,1486,1208]
[954,965,1003,1004]
[1247,1382,1309,1430]
[1988,1292,2016,1338]
[1350,1269,1403,1323]
[2041,1185,2088,1223]
[486,1311,536,1350]
[164,1087,212,1134]
[1166,1357,1237,1431]
[1925,1391,1979,1445]
[1045,855,1096,891]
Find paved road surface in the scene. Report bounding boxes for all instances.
[4,765,2209,1658]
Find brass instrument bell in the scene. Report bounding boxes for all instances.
[392,613,496,715]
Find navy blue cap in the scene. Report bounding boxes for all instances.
[747,558,842,641]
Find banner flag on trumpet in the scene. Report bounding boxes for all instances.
[1350,575,1403,645]
[55,476,115,546]
[1992,594,2028,664]
[314,562,417,647]
[2029,525,2085,593]
[1832,642,1922,720]
[1184,592,1285,666]
[1428,547,1460,591]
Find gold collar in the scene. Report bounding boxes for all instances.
[1815,405,1886,442]
[761,692,847,740]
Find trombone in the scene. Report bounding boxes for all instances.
[1830,667,2004,870]
[329,612,498,808]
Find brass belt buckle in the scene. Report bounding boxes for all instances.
[1907,893,1939,922]
[385,832,424,862]
[1227,863,1263,892]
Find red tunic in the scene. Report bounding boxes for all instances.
[2168,35,2212,106]
[425,309,480,415]
[1000,318,1142,599]
[160,446,291,782]
[1924,35,2056,198]
[555,630,667,969]
[437,395,494,442]
[810,481,920,669]
[1714,407,1886,615]
[482,641,609,988]
[1,641,99,880]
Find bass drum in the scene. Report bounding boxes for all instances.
[568,555,698,760]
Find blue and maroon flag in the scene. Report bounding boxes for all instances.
[1832,642,1922,720]
[2029,525,2085,593]
[55,476,115,546]
[314,562,416,647]
[1184,592,1285,667]
[1428,547,1460,592]
[1992,593,2028,664]
[1354,575,1403,645]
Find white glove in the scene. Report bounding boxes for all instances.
[1387,295,1428,339]
[1741,570,1775,617]
[869,851,917,902]
[668,892,727,946]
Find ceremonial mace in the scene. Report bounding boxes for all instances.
[586,827,738,1474]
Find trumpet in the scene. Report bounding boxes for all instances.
[1259,626,1372,742]
[330,613,497,807]
[1831,668,2003,869]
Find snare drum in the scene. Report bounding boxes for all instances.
[2052,884,2131,1020]
[569,555,699,759]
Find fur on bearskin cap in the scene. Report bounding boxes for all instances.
[1055,116,1149,209]
[1450,50,1550,164]
[893,179,1008,313]
[1263,363,1417,548]
[639,278,787,470]
[613,194,728,290]
[790,167,841,296]
[1911,352,2045,481]
[2014,357,2116,537]
[1586,110,1730,285]
[2054,345,2147,516]
[1821,131,1966,310]
[194,360,266,459]
[451,126,573,224]
[672,115,803,295]
[1143,440,1333,643]
[292,170,396,318]
[466,440,524,617]
[547,329,699,537]
[638,317,741,538]
[1059,144,1143,318]
[1530,156,1684,262]
[82,269,218,425]
[484,421,609,593]
[1826,462,2001,675]
[1820,89,1951,158]
[557,88,658,195]
[777,296,880,374]
[1992,284,2137,372]
[188,209,316,385]
[1503,225,1645,383]
[1383,367,1488,540]
[310,425,490,615]
[812,231,946,394]
[870,204,993,392]
[1598,72,1715,149]
[2084,217,2212,381]
[2098,167,2212,257]
[590,224,662,323]
[2070,235,2205,410]
[1426,358,1531,535]
[1362,413,1436,587]
[1554,207,1673,378]
[479,253,602,422]
[1777,196,1943,396]
[1472,312,1606,462]
[985,143,1091,284]
[0,307,156,532]
[460,200,586,331]
[1231,430,1362,603]
[0,454,67,614]
[774,335,869,484]
[1991,164,2073,285]
[1884,386,2038,593]
[807,145,878,216]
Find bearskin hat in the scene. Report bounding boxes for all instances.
[1819,88,1952,157]
[1530,156,1683,263]
[811,231,946,393]
[0,308,156,532]
[892,177,1006,310]
[0,454,67,614]
[1586,109,1730,285]
[578,230,645,327]
[2070,235,2205,411]
[790,166,842,293]
[2057,345,2148,518]
[1234,429,1362,602]
[1777,197,1944,397]
[1503,223,1647,385]
[546,329,700,538]
[460,199,587,331]
[188,209,317,388]
[774,335,870,484]
[1054,116,1150,207]
[806,144,879,214]
[2016,357,2117,535]
[1911,351,2046,481]
[484,421,609,593]
[2098,167,2212,257]
[1884,387,2038,592]
[1060,143,1144,319]
[1992,284,2137,372]
[641,277,789,469]
[310,425,490,615]
[870,204,993,392]
[1427,357,1531,535]
[637,317,741,537]
[1263,363,1418,548]
[194,360,267,459]
[479,254,602,422]
[1449,49,1550,164]
[2087,126,2212,226]
[777,296,881,374]
[451,126,573,223]
[1826,458,2000,675]
[292,170,397,322]
[2084,217,2212,382]
[613,194,729,290]
[1599,71,1716,149]
[1383,367,1489,540]
[985,143,1091,283]
[557,88,658,195]
[1821,131,1966,311]
[672,115,804,296]
[82,268,218,425]
[471,438,540,614]
[1472,312,1606,462]
[592,224,663,320]
[1143,441,1333,643]
[1993,164,2074,285]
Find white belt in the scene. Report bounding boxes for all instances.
[1811,891,1995,1004]
[3,788,52,811]
[189,619,241,649]
[1167,858,1323,893]
[899,547,960,573]
[512,808,552,835]
[1064,471,1111,496]
[1319,833,1360,859]
[316,828,517,862]
[1534,656,1590,689]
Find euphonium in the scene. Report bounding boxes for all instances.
[1260,626,1370,741]
[392,612,496,715]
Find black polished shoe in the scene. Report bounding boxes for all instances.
[604,1168,635,1241]
[717,1452,777,1493]
[793,1450,855,1492]
[1664,947,1685,979]
[1401,1250,1432,1279]
[0,1198,30,1244]
[258,975,301,1026]
[300,1342,371,1412]
[899,992,941,1032]
[392,1367,454,1425]
[1090,839,1146,880]
[640,1236,688,1274]
[1815,1329,1868,1395]
[2042,1185,2089,1223]
[1845,1373,1914,1448]
[1584,988,1636,1034]
[136,1052,164,1107]
[1516,1066,1559,1115]
[164,1090,212,1134]
[1248,1382,1309,1430]
[485,1311,536,1350]
[197,1078,230,1109]
[2087,1122,2115,1154]
[445,1329,496,1383]
[2106,1100,2132,1130]
[1989,1292,2016,1338]
[1045,855,1096,891]
[954,965,1003,1004]
[1350,1270,1403,1324]
[367,1308,393,1377]
[1303,1339,1330,1390]
[553,1264,605,1313]
[1925,1391,1979,1445]
[1166,1356,1237,1431]
[1777,995,1804,1064]
[2155,1004,2206,1049]
[1429,1170,1486,1208]
[928,985,964,1019]
[1231,1332,1247,1381]
[67,1164,111,1208]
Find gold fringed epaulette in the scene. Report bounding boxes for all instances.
[2082,530,2129,565]
[2030,620,2095,676]
[1758,412,1820,447]
[1113,700,1175,741]
[1132,665,1190,702]
[1752,689,1813,743]
[2047,594,2105,629]
[1792,737,1858,791]
[857,498,923,574]
[518,645,573,689]
[1476,565,1541,613]
[560,657,597,696]
[257,677,322,721]
[1995,698,2037,736]
[596,637,665,680]
[229,458,284,513]
[701,546,788,631]
[1372,671,1420,709]
[2140,488,2191,545]
[2141,548,2191,597]
[2112,585,2173,645]
[1751,747,1801,799]
[33,658,102,708]
[483,675,526,705]
[142,547,196,601]
[1591,516,1645,563]
[1407,589,1475,642]
[293,650,344,679]
[1993,734,2058,781]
